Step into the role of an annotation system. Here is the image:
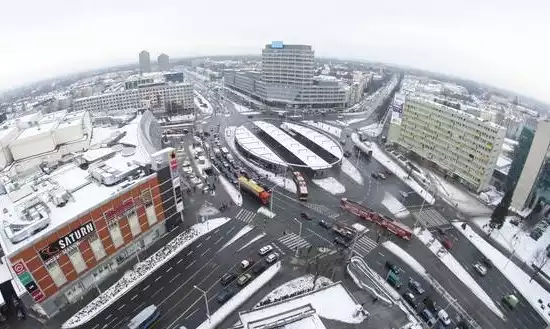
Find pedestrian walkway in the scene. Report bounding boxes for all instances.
[278,232,311,251]
[235,208,256,224]
[411,208,449,228]
[352,235,378,257]
[303,203,339,219]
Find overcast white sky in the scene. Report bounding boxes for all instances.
[1,0,549,103]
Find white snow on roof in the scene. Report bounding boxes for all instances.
[253,121,330,170]
[16,121,57,140]
[281,122,343,160]
[235,126,286,167]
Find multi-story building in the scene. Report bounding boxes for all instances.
[511,120,550,212]
[388,96,506,192]
[224,42,347,109]
[0,111,185,317]
[157,53,170,71]
[73,72,193,113]
[139,50,151,73]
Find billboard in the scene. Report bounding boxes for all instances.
[39,221,96,261]
[271,41,284,49]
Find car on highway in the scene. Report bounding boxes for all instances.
[437,309,451,325]
[266,253,279,263]
[473,262,487,276]
[480,256,493,269]
[408,278,425,295]
[259,245,273,255]
[503,294,518,309]
[377,173,387,180]
[220,273,237,286]
[237,273,253,286]
[300,212,312,220]
[419,309,437,326]
[319,220,331,229]
[343,150,352,157]
[216,289,234,304]
[403,290,416,308]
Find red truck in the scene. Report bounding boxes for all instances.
[340,198,413,240]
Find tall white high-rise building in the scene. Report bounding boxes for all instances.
[139,50,151,73]
[157,53,170,71]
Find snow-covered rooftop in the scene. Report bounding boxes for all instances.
[281,122,343,160]
[253,121,330,170]
[15,121,57,140]
[235,126,287,167]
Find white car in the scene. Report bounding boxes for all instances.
[438,309,451,325]
[473,262,487,276]
[259,245,273,255]
[266,253,279,263]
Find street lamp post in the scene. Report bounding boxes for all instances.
[193,285,211,322]
[292,217,303,257]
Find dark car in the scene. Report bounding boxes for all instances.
[343,150,352,158]
[408,278,425,295]
[319,220,332,229]
[216,289,234,304]
[334,237,350,247]
[371,173,379,179]
[220,273,237,286]
[385,261,400,274]
[403,290,416,308]
[480,256,493,269]
[300,212,312,220]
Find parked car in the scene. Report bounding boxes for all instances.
[385,261,400,274]
[237,273,252,286]
[473,262,487,276]
[386,270,402,289]
[216,289,234,304]
[319,220,331,229]
[419,309,437,326]
[240,260,252,269]
[259,245,273,255]
[437,309,451,325]
[403,290,417,308]
[266,253,279,263]
[220,273,237,286]
[408,278,425,295]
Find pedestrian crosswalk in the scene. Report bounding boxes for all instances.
[235,208,256,224]
[411,208,449,228]
[352,235,378,257]
[303,203,339,219]
[278,232,311,251]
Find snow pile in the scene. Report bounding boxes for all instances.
[341,158,364,185]
[416,229,505,320]
[231,101,252,113]
[194,91,213,114]
[238,233,266,251]
[346,118,367,125]
[312,177,346,195]
[453,222,550,324]
[381,192,410,218]
[62,218,231,328]
[302,120,342,138]
[359,123,383,137]
[257,207,276,218]
[219,225,254,251]
[473,217,550,277]
[352,133,434,205]
[219,175,243,206]
[225,126,297,194]
[195,262,282,329]
[257,275,333,305]
[381,241,430,282]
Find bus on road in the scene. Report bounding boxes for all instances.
[293,171,308,201]
[128,305,160,329]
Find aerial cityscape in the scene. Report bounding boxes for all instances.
[0,4,550,329]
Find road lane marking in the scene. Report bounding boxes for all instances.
[154,275,162,282]
[169,273,182,283]
[143,284,150,291]
[102,316,117,328]
[214,229,220,233]
[177,258,184,264]
[185,308,200,319]
[205,235,212,241]
[105,314,112,320]
[133,302,145,313]
[187,250,193,256]
[152,286,164,298]
[166,266,173,273]
[117,304,125,311]
[196,243,203,248]
[130,294,138,301]
[185,260,196,269]
[214,237,223,244]
[201,248,211,257]
[91,324,99,329]
[227,227,236,234]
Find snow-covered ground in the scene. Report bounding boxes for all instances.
[352,134,435,205]
[195,262,281,329]
[194,90,213,114]
[427,170,491,216]
[382,241,430,282]
[238,233,266,251]
[359,123,384,137]
[225,126,297,194]
[381,192,410,218]
[416,229,505,320]
[231,101,252,113]
[473,216,550,278]
[258,275,333,305]
[346,118,367,125]
[219,225,253,251]
[62,218,231,328]
[312,177,346,195]
[453,222,550,324]
[219,175,243,206]
[302,120,342,138]
[341,158,364,185]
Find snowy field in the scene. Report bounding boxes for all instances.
[225,126,297,194]
[302,120,342,138]
[231,101,252,113]
[62,218,231,328]
[359,123,384,137]
[219,175,243,206]
[381,192,410,218]
[352,133,435,205]
[473,217,550,278]
[453,222,550,324]
[194,91,213,114]
[258,275,333,305]
[416,229,505,320]
[219,225,253,251]
[341,158,364,185]
[312,177,346,195]
[196,262,281,329]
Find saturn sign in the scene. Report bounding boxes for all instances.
[39,221,96,262]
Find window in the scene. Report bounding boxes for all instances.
[45,260,67,287]
[89,233,106,261]
[127,211,141,237]
[67,246,87,274]
[108,221,124,248]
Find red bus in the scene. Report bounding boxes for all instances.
[293,171,308,201]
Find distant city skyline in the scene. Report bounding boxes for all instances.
[1,0,549,104]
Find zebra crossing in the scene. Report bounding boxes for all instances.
[235,208,256,224]
[303,203,339,219]
[351,235,378,258]
[411,208,449,228]
[278,232,311,251]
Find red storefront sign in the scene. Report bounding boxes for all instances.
[12,261,25,275]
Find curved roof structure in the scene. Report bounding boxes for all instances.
[235,126,287,167]
[281,122,343,160]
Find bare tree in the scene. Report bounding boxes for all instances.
[530,247,550,282]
